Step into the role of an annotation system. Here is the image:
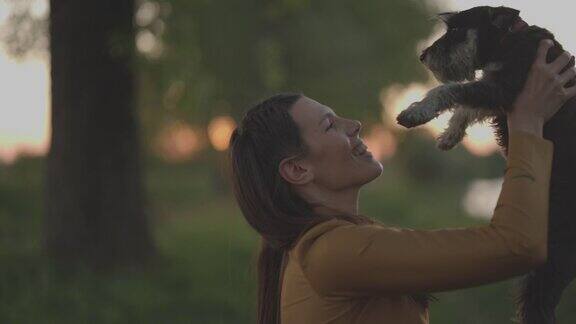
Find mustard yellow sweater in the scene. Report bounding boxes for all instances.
[280,130,554,324]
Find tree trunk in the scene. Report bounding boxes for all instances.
[45,0,155,270]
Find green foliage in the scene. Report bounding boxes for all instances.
[138,0,436,142]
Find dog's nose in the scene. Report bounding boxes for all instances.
[419,49,428,62]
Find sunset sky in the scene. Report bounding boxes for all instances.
[0,0,574,163]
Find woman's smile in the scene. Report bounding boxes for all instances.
[351,142,373,159]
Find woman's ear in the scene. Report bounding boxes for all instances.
[278,156,313,185]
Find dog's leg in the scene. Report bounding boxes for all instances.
[436,107,493,150]
[396,83,461,128]
[396,81,504,128]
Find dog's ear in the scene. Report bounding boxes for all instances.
[437,11,458,23]
[489,6,520,29]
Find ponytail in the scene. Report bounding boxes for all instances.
[256,239,286,324]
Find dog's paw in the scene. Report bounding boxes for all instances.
[396,101,438,128]
[437,138,458,151]
[436,132,463,151]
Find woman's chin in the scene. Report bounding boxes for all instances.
[353,151,383,179]
[369,161,384,178]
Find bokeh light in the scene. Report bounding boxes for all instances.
[135,1,160,27]
[462,177,504,220]
[462,122,500,156]
[153,120,204,162]
[136,29,163,58]
[207,115,236,151]
[363,124,397,161]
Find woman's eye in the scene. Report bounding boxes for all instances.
[326,122,334,131]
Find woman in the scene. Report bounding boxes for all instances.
[228,39,576,324]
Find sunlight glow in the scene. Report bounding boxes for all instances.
[462,122,500,156]
[0,52,49,164]
[380,82,432,131]
[207,115,236,151]
[363,124,397,161]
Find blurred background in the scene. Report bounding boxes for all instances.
[0,0,574,322]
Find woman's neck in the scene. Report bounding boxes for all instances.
[295,183,360,216]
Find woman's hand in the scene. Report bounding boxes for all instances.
[507,39,576,137]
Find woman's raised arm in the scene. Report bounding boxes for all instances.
[294,129,553,297]
[293,39,576,298]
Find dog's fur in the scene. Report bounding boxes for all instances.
[396,6,576,324]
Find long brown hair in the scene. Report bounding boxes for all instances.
[227,92,433,324]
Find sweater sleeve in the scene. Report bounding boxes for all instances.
[295,129,554,297]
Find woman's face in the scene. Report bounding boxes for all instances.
[284,96,383,191]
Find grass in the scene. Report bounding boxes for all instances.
[0,147,575,323]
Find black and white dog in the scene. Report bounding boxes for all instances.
[396,6,576,324]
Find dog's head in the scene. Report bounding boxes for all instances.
[420,6,525,83]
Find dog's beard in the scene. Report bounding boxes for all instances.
[425,30,478,83]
